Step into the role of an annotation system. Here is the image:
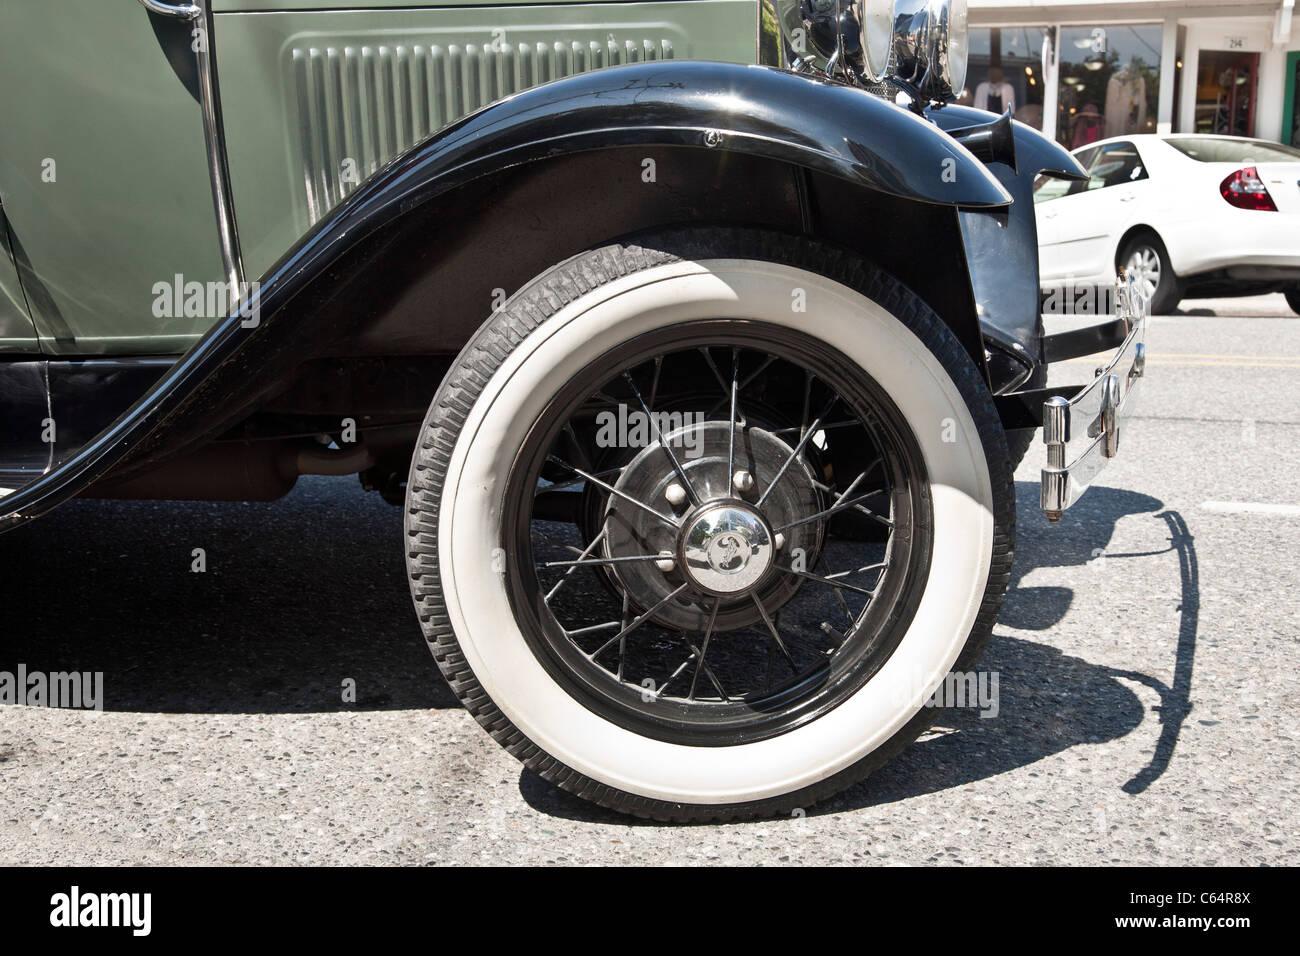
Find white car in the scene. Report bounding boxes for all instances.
[1035,133,1300,315]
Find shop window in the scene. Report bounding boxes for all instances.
[961,27,1047,129]
[1194,50,1259,137]
[1056,25,1162,149]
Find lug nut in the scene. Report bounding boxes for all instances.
[732,470,755,494]
[655,551,676,572]
[665,483,688,508]
[774,533,785,550]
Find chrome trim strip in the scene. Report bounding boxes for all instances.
[1040,273,1146,520]
[138,0,244,307]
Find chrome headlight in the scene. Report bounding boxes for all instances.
[794,0,891,80]
[784,0,968,101]
[797,0,843,62]
[889,0,968,100]
[844,1,894,82]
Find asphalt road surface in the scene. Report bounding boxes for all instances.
[1,294,1296,865]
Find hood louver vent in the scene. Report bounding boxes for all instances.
[290,39,676,224]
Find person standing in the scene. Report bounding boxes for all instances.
[974,66,1016,115]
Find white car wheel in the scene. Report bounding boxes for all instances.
[1121,233,1180,315]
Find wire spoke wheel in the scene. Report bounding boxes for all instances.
[406,230,1012,820]
[502,322,932,745]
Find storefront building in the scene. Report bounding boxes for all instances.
[966,0,1300,147]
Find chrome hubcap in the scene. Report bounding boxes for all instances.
[602,418,822,633]
[681,503,774,594]
[1126,247,1161,303]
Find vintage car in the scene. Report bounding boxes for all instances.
[0,0,1145,820]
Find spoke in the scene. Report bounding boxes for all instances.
[616,592,631,681]
[778,565,877,598]
[800,369,813,443]
[546,455,677,528]
[823,560,888,581]
[771,419,862,437]
[561,421,594,472]
[539,553,668,569]
[688,598,723,701]
[622,370,701,507]
[589,583,689,661]
[811,459,882,494]
[699,346,731,398]
[730,353,775,390]
[704,354,776,418]
[779,469,863,531]
[820,621,848,645]
[811,462,890,523]
[564,620,621,638]
[776,494,892,533]
[647,355,663,413]
[727,348,739,482]
[741,356,777,393]
[654,656,695,701]
[817,552,858,628]
[777,626,842,659]
[751,593,798,674]
[755,394,839,508]
[655,630,730,702]
[535,467,623,495]
[542,528,607,603]
[774,472,894,534]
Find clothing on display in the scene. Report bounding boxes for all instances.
[1104,68,1147,137]
[1071,103,1104,149]
[975,80,1016,115]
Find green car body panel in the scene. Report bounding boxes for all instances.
[0,218,37,352]
[0,2,225,356]
[216,2,758,281]
[0,0,758,356]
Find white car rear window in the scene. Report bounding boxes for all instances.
[1165,137,1300,163]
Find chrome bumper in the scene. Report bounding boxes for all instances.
[1040,274,1147,520]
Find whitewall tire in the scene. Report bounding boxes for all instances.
[406,230,1013,821]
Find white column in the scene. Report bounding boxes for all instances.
[1178,45,1200,134]
[1157,18,1178,134]
[1042,25,1059,141]
[1256,48,1284,142]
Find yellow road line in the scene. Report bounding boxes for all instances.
[1063,357,1300,368]
[1152,353,1300,361]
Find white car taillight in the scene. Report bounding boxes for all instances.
[1220,166,1278,211]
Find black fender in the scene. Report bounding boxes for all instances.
[315,61,1013,219]
[929,104,1088,383]
[1,61,1011,532]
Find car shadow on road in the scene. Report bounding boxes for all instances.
[0,480,457,713]
[520,483,1201,824]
